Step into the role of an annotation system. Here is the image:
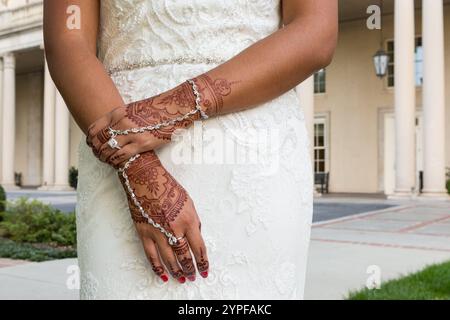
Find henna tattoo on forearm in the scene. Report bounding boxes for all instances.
[191,74,239,117]
[125,82,199,141]
[123,75,238,143]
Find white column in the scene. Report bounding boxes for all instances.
[50,91,72,190]
[391,0,416,199]
[421,0,449,199]
[38,58,56,190]
[296,75,321,196]
[0,53,19,190]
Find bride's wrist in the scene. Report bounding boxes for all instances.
[123,75,220,141]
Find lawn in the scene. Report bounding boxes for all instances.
[347,260,450,300]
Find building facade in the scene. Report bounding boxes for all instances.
[0,0,449,198]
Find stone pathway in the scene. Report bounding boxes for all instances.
[0,258,28,268]
[304,201,450,299]
[6,189,77,213]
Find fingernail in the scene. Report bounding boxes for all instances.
[160,275,169,282]
[178,276,186,284]
[187,275,196,282]
[200,271,208,278]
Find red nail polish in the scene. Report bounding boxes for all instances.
[200,271,208,278]
[160,275,169,282]
[188,275,196,282]
[178,277,186,284]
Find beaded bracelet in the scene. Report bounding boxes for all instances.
[108,79,208,141]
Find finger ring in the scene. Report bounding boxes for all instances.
[176,235,186,241]
[107,137,121,150]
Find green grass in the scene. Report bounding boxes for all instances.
[0,237,76,262]
[347,260,450,300]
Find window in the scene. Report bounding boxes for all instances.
[314,69,326,94]
[314,117,328,173]
[386,37,423,87]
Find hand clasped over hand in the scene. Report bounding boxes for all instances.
[85,78,214,284]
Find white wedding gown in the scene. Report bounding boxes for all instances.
[76,0,313,299]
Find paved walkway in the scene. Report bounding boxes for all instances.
[7,189,77,213]
[0,258,78,300]
[305,200,450,299]
[0,195,449,300]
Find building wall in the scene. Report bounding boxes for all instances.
[15,68,82,187]
[315,9,450,193]
[15,70,43,186]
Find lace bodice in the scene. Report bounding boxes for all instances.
[98,0,282,73]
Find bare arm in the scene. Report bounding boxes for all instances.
[43,0,123,133]
[88,0,338,166]
[44,0,209,283]
[200,0,338,115]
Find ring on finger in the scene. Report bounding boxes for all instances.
[107,136,121,150]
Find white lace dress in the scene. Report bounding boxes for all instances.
[76,0,313,300]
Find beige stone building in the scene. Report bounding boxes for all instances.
[0,0,448,199]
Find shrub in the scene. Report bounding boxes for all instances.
[0,184,6,214]
[0,198,76,246]
[0,238,76,262]
[69,167,78,189]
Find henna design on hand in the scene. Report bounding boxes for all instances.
[197,247,209,274]
[179,256,196,277]
[168,264,185,281]
[118,151,187,226]
[148,256,164,276]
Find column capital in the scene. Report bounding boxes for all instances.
[3,53,15,69]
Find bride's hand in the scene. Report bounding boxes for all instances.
[119,151,209,283]
[86,82,202,168]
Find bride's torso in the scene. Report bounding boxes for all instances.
[98,0,282,74]
[77,0,313,300]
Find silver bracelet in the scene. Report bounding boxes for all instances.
[108,79,208,139]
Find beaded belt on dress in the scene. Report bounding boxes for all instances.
[106,56,227,75]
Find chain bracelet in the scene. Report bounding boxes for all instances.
[118,154,179,246]
[114,79,206,246]
[109,79,208,138]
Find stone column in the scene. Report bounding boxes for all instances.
[0,53,19,190]
[50,91,72,190]
[420,0,449,200]
[38,58,56,190]
[296,75,320,196]
[390,0,416,199]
